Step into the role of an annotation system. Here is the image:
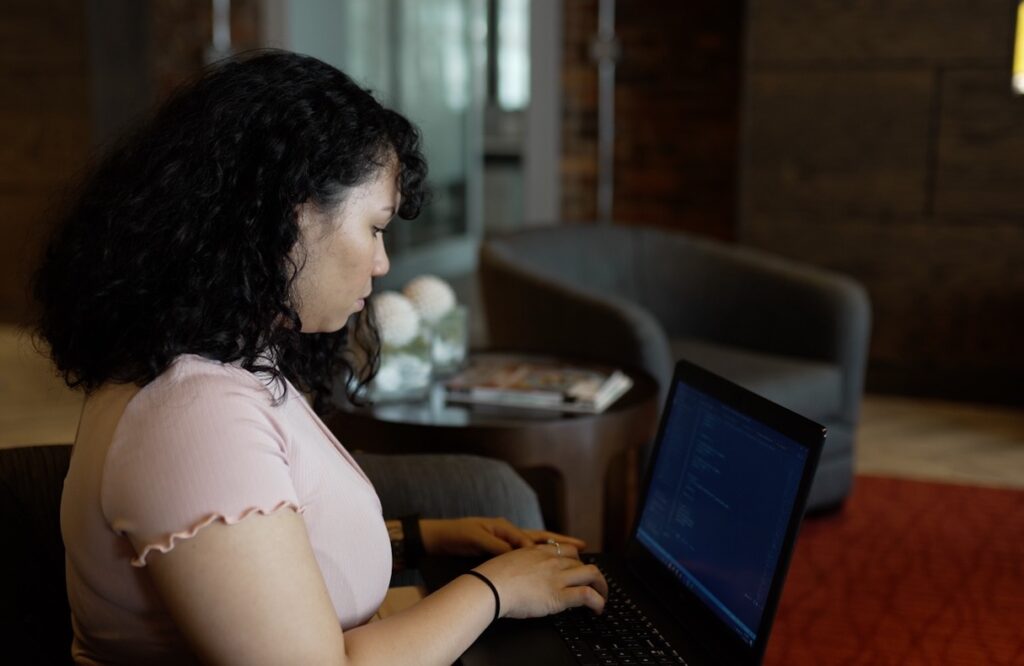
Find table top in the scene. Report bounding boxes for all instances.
[330,353,659,431]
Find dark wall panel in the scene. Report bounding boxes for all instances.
[747,0,1013,63]
[936,69,1024,217]
[742,0,1024,402]
[745,218,1024,371]
[743,69,933,218]
[0,1,90,323]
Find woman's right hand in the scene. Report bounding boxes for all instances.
[471,542,608,619]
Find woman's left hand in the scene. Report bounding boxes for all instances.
[420,517,587,557]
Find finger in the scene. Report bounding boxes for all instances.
[557,544,580,560]
[535,543,563,557]
[560,563,608,599]
[527,530,587,549]
[536,545,580,570]
[489,520,535,550]
[533,541,580,560]
[476,531,515,555]
[558,585,607,615]
[525,530,587,550]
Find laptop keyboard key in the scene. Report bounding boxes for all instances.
[557,566,686,666]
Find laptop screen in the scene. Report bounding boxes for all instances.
[635,378,809,647]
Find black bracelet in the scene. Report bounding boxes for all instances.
[465,570,501,624]
[400,514,424,568]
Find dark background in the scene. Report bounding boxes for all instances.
[3,0,1023,405]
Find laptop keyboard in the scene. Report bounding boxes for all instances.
[552,568,688,665]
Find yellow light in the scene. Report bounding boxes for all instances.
[1015,1,1024,94]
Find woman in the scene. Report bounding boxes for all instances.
[35,51,606,665]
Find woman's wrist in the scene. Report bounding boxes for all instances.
[418,518,443,556]
[464,570,501,623]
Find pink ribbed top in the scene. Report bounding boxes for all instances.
[61,355,391,665]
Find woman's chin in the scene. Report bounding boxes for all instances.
[300,314,352,335]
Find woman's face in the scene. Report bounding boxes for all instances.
[290,164,397,333]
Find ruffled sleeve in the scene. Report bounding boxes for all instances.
[101,360,303,567]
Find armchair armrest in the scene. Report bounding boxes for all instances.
[480,242,674,401]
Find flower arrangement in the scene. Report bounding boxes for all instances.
[403,275,456,325]
[368,291,432,399]
[403,275,467,374]
[373,291,421,348]
[367,275,468,401]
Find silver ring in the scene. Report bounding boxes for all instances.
[546,538,562,556]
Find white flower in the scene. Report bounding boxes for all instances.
[372,291,420,347]
[403,275,456,324]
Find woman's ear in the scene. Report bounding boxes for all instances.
[294,202,315,231]
[287,204,316,275]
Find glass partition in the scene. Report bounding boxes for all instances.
[288,0,486,270]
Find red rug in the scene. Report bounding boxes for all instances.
[764,475,1024,665]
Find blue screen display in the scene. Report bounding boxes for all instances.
[636,381,807,646]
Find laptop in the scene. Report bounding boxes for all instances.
[421,359,825,666]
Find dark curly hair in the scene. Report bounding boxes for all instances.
[32,50,428,413]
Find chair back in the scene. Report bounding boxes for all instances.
[480,225,677,400]
[0,444,74,664]
[483,225,646,300]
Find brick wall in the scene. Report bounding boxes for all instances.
[560,0,742,239]
[561,0,599,222]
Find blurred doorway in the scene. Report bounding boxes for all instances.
[282,0,486,285]
[267,0,557,285]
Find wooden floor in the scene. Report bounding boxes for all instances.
[3,324,1023,489]
[858,394,1024,490]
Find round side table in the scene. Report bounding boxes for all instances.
[325,356,659,550]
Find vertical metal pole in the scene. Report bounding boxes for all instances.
[486,0,499,104]
[388,0,409,255]
[205,0,232,64]
[467,0,488,242]
[1014,0,1024,94]
[592,0,619,224]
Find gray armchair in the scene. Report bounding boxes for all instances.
[479,225,871,511]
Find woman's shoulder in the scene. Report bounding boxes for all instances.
[151,353,275,397]
[99,355,294,468]
[111,354,280,426]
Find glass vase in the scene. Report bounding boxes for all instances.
[429,304,468,376]
[370,328,434,402]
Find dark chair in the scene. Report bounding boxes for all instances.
[353,452,544,531]
[0,444,543,662]
[0,444,75,665]
[480,224,872,511]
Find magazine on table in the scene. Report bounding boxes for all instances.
[443,355,634,413]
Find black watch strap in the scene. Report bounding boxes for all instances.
[400,514,424,568]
